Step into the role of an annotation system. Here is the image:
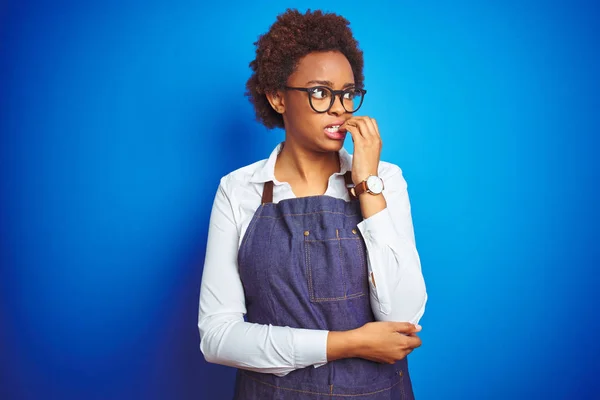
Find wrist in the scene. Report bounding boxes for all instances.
[352,174,384,198]
[345,328,362,359]
[353,171,378,186]
[326,329,361,361]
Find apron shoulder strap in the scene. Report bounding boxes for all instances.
[261,181,274,204]
[344,171,358,200]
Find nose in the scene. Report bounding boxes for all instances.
[328,93,346,116]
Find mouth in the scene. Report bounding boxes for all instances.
[325,125,341,134]
[324,122,346,140]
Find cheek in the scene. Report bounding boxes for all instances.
[284,98,317,128]
[287,111,323,134]
[285,95,310,115]
[283,96,331,137]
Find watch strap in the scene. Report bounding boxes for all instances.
[353,180,369,197]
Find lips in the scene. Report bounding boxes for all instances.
[324,121,346,140]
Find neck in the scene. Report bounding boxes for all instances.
[275,139,340,185]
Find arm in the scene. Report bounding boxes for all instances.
[340,116,427,324]
[198,179,327,376]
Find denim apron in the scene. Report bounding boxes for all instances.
[234,172,414,399]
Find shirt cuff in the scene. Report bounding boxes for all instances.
[356,207,396,244]
[293,329,329,369]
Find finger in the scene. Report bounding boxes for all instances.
[339,118,353,133]
[354,118,371,140]
[351,116,378,135]
[341,118,366,140]
[405,335,422,349]
[389,322,421,333]
[340,119,358,143]
[363,117,379,139]
[355,118,380,149]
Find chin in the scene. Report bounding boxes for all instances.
[317,140,345,153]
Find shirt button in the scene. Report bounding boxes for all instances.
[351,229,357,234]
[304,231,310,236]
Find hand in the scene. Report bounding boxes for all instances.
[340,116,382,185]
[351,321,422,364]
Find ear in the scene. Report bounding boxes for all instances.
[266,90,285,114]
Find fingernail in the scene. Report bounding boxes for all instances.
[415,324,422,331]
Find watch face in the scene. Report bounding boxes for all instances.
[366,175,384,194]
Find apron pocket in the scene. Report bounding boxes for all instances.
[303,227,369,303]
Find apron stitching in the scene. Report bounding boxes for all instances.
[240,371,401,397]
[356,239,367,285]
[305,237,364,242]
[304,235,315,301]
[336,229,348,298]
[255,210,359,219]
[313,292,365,302]
[304,235,366,302]
[400,370,405,399]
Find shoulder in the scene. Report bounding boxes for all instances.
[211,159,267,228]
[218,158,267,198]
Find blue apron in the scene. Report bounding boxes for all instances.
[234,172,414,399]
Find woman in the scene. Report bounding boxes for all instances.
[198,9,427,399]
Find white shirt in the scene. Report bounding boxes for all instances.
[198,143,427,376]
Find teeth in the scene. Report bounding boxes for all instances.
[326,125,340,132]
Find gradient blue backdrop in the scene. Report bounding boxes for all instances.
[1,0,599,399]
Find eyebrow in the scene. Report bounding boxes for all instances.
[305,80,355,88]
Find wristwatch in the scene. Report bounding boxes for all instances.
[353,175,384,196]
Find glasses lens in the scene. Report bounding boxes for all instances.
[342,89,364,113]
[308,87,334,112]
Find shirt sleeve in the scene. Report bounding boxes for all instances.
[356,166,428,324]
[198,178,329,376]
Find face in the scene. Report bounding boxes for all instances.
[270,51,356,153]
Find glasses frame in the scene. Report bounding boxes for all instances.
[284,86,367,114]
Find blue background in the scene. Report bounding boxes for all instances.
[1,0,599,399]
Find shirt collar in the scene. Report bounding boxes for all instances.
[249,142,353,184]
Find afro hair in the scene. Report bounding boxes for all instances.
[245,9,364,129]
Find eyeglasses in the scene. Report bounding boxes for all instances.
[284,86,367,113]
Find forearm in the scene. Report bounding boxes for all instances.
[358,189,387,219]
[199,313,328,376]
[327,321,423,364]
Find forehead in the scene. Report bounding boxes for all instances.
[289,51,354,85]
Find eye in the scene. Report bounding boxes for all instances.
[343,89,358,100]
[309,87,330,99]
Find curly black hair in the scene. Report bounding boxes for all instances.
[246,9,364,129]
